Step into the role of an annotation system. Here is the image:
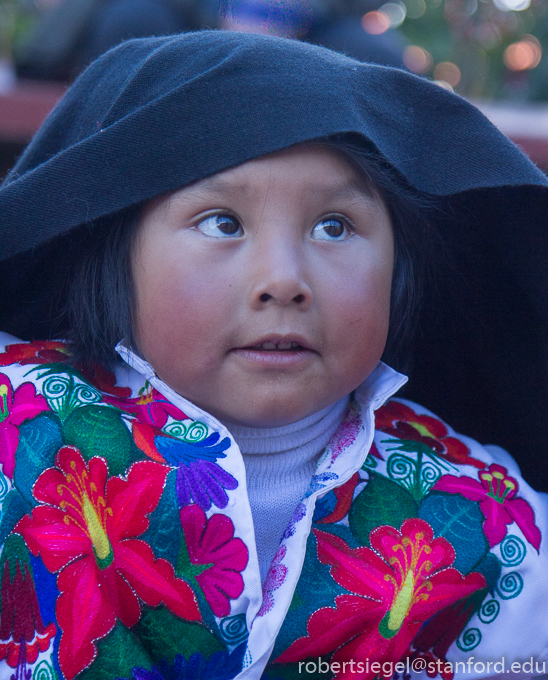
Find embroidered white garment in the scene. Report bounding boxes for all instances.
[1,331,547,680]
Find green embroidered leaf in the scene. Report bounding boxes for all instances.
[419,491,489,574]
[135,606,224,665]
[348,472,418,545]
[63,405,133,477]
[0,533,31,585]
[13,412,63,507]
[474,552,502,594]
[0,490,31,543]
[288,588,305,612]
[142,469,181,566]
[78,622,152,680]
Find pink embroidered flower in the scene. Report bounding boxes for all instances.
[276,519,485,680]
[0,373,49,478]
[329,403,362,462]
[179,504,249,617]
[17,447,200,680]
[258,544,288,617]
[434,464,541,550]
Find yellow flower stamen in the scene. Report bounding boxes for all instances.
[82,494,111,560]
[387,568,415,631]
[410,422,432,438]
[0,383,8,421]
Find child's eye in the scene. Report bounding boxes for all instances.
[195,214,243,238]
[311,218,351,241]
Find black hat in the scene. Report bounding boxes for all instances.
[1,30,547,487]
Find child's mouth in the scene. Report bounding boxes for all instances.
[231,336,316,368]
[247,341,305,351]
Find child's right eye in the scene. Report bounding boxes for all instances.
[195,214,243,238]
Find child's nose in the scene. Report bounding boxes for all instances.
[248,242,313,310]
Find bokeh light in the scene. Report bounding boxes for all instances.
[404,0,426,19]
[361,11,391,35]
[379,2,407,28]
[403,45,433,74]
[433,61,462,87]
[433,80,454,91]
[493,0,531,10]
[504,35,542,71]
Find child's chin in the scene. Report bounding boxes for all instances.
[217,398,328,429]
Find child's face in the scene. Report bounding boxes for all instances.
[133,145,394,427]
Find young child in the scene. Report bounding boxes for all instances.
[0,29,547,680]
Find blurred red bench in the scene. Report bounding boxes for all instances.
[0,79,67,143]
[473,100,548,172]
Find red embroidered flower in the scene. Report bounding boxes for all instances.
[0,340,70,367]
[376,401,485,469]
[17,446,201,680]
[434,463,541,550]
[0,373,49,478]
[0,534,56,668]
[276,519,485,680]
[179,504,248,617]
[105,382,188,461]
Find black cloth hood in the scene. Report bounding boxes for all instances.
[1,29,547,257]
[1,30,548,489]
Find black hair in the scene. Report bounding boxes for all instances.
[64,205,141,368]
[64,135,438,372]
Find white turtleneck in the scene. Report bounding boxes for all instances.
[221,396,349,581]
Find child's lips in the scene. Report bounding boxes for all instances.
[235,334,316,352]
[230,334,317,367]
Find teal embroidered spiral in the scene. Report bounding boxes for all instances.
[457,628,482,652]
[497,572,524,599]
[499,535,526,567]
[478,599,500,624]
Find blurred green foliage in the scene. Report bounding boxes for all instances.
[1,0,548,99]
[0,0,38,58]
[399,0,548,100]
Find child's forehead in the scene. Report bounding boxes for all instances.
[176,143,378,201]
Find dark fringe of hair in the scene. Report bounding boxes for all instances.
[64,206,140,369]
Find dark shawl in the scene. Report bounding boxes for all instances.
[1,30,547,487]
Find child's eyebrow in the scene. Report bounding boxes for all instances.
[190,175,252,198]
[306,181,378,203]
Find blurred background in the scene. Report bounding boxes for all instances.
[0,0,547,178]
